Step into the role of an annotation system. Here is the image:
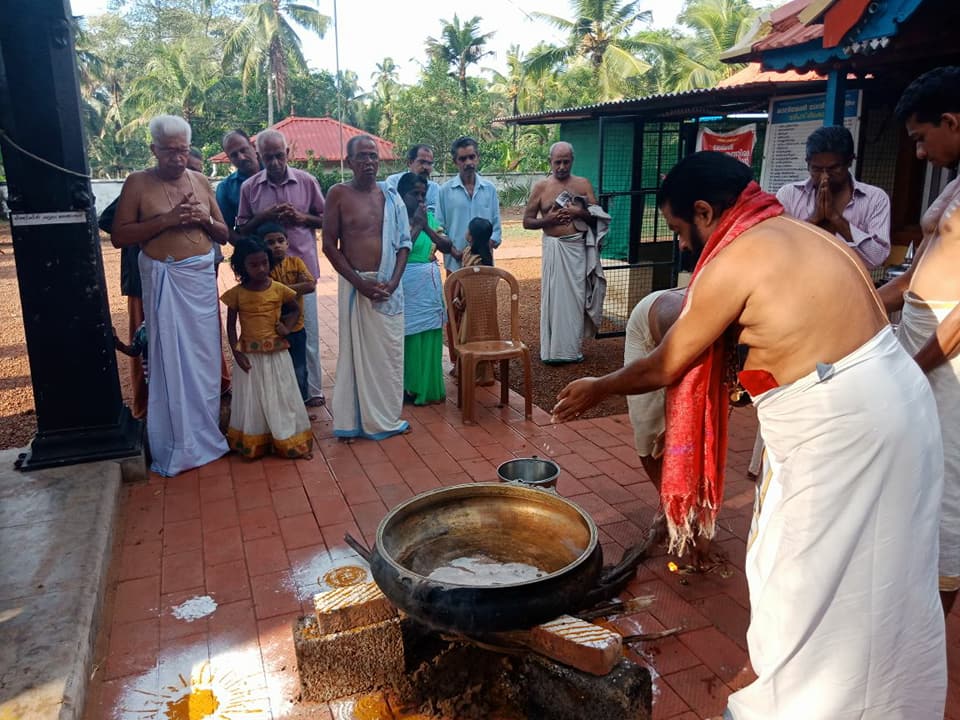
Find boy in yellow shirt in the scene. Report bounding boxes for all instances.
[261,222,317,403]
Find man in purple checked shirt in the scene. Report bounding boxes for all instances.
[236,129,327,407]
[776,125,891,270]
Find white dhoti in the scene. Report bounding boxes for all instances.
[332,274,409,440]
[540,232,588,362]
[139,250,228,477]
[897,291,960,591]
[624,290,671,458]
[726,327,946,719]
[227,351,313,459]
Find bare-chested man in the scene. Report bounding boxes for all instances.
[112,114,229,476]
[555,151,946,719]
[881,65,960,615]
[323,135,411,441]
[523,141,609,363]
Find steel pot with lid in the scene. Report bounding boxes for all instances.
[368,482,602,635]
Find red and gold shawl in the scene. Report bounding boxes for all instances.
[661,181,783,553]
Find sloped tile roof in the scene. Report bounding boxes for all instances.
[210,116,396,164]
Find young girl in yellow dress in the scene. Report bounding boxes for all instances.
[221,237,313,459]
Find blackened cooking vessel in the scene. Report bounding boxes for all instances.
[369,482,603,635]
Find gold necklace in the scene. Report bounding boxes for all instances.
[157,169,202,244]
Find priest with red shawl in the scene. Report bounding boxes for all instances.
[554,151,946,719]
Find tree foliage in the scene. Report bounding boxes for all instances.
[69,0,759,179]
[426,15,495,98]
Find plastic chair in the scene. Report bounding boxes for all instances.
[443,266,533,425]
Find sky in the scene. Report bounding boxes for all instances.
[68,0,731,91]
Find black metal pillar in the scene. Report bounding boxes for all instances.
[0,0,141,469]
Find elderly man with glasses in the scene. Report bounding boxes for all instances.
[776,125,891,270]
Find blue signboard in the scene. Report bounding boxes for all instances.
[769,90,860,124]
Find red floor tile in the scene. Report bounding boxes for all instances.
[104,617,159,680]
[566,439,615,463]
[163,489,200,522]
[203,524,245,566]
[587,473,637,504]
[112,575,161,625]
[207,598,258,657]
[235,480,274,511]
[566,491,629,525]
[631,579,713,633]
[257,612,301,673]
[592,457,644,486]
[198,473,235,503]
[201,496,241,533]
[250,569,301,619]
[117,539,162,582]
[239,504,283,541]
[691,595,751,651]
[679,627,751,687]
[266,463,306,491]
[605,443,645,469]
[307,492,354,526]
[244,535,291,577]
[362,460,404,487]
[279,512,325,550]
[376,482,415,509]
[556,453,607,479]
[350,498,389,538]
[662,665,729,719]
[206,558,252,604]
[161,550,205,594]
[339,473,381,505]
[162,517,202,555]
[271,485,311,518]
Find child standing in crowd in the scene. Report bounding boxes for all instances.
[452,217,496,384]
[461,217,495,269]
[261,222,317,404]
[221,237,313,460]
[113,322,149,386]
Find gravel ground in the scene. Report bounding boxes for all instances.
[493,256,628,420]
[0,222,135,449]
[0,212,627,450]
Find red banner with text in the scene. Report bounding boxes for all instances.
[696,124,757,167]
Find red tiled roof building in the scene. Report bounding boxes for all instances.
[210,115,396,168]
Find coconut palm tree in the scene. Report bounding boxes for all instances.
[371,57,400,136]
[223,0,329,124]
[426,15,495,97]
[654,0,759,91]
[525,0,654,101]
[122,41,221,134]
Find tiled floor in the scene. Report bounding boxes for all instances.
[82,260,960,720]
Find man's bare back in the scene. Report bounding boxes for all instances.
[691,215,886,386]
[324,182,385,272]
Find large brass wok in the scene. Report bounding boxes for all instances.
[369,483,603,634]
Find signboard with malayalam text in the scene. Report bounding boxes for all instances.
[760,90,862,193]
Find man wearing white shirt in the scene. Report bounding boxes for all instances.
[385,144,440,212]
